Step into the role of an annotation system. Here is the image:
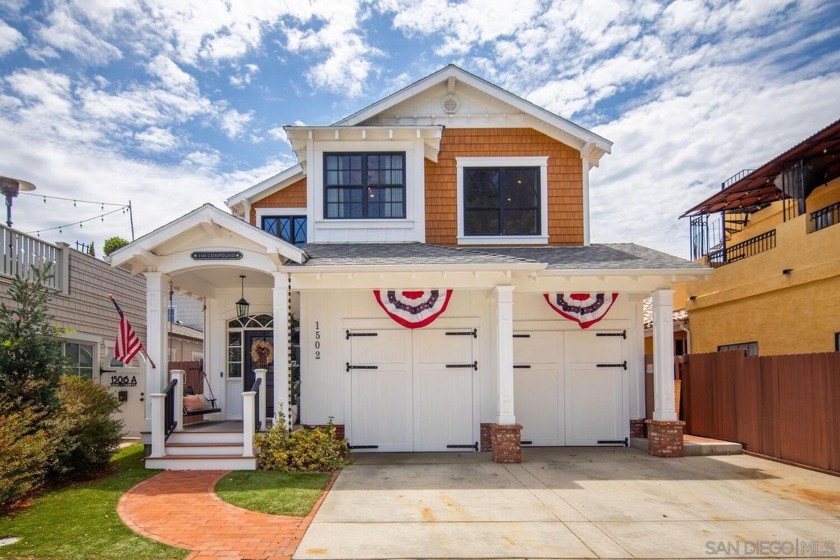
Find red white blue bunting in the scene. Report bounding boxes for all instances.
[544,292,618,329]
[374,289,453,329]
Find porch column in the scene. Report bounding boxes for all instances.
[144,272,169,431]
[492,285,522,463]
[648,288,685,457]
[272,271,290,429]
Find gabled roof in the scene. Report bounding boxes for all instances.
[682,118,840,217]
[225,164,304,217]
[331,65,612,165]
[110,203,305,271]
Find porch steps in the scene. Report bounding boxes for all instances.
[629,435,743,456]
[144,428,258,470]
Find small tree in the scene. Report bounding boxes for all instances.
[87,242,95,257]
[0,265,67,411]
[103,236,129,256]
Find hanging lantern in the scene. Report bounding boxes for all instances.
[236,275,250,319]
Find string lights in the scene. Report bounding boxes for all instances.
[20,192,135,240]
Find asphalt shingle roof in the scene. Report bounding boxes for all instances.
[296,243,705,271]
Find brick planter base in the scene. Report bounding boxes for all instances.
[480,423,493,452]
[490,424,523,463]
[645,419,685,458]
[630,418,646,438]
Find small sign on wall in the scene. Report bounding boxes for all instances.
[646,364,654,374]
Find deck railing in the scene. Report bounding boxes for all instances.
[810,201,840,233]
[0,224,67,291]
[706,229,776,268]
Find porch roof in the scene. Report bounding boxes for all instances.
[292,242,708,276]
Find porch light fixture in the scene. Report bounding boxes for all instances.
[236,274,250,318]
[782,268,793,275]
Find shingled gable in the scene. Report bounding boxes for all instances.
[225,64,614,213]
[110,203,305,274]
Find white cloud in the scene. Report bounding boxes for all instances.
[267,127,288,142]
[219,108,253,139]
[230,63,259,87]
[135,126,178,153]
[35,3,122,65]
[0,19,25,56]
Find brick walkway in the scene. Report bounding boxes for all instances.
[118,470,335,560]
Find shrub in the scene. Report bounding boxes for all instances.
[255,414,349,472]
[49,375,124,482]
[0,399,52,512]
[103,236,129,256]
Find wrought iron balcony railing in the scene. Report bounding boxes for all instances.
[810,201,840,233]
[706,229,776,268]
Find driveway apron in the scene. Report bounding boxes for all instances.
[295,448,840,559]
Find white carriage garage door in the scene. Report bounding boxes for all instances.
[347,327,477,452]
[514,329,627,447]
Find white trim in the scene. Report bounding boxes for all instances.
[314,219,416,230]
[582,158,591,247]
[456,156,549,245]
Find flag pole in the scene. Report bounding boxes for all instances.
[108,294,156,369]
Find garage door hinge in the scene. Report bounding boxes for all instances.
[597,437,629,447]
[513,333,530,338]
[446,329,477,338]
[513,365,531,369]
[346,330,378,340]
[348,444,379,449]
[596,330,626,339]
[446,442,479,451]
[346,362,379,372]
[445,361,478,370]
[596,361,627,370]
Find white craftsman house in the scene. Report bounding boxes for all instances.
[111,65,710,469]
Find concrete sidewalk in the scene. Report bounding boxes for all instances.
[296,447,840,559]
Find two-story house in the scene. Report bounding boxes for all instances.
[680,119,840,356]
[111,65,709,469]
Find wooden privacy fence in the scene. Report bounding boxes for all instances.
[681,351,840,473]
[168,360,204,425]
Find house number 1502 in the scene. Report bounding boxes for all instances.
[314,321,321,360]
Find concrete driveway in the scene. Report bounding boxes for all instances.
[295,447,840,559]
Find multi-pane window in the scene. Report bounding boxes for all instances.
[324,153,405,219]
[718,342,759,356]
[464,167,540,236]
[63,342,95,378]
[262,216,307,247]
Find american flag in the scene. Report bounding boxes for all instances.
[112,297,143,364]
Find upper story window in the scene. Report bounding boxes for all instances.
[718,342,759,357]
[262,215,307,247]
[324,153,405,219]
[456,156,549,245]
[464,167,540,236]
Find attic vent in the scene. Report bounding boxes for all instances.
[441,94,460,114]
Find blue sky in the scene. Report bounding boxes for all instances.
[1,0,838,258]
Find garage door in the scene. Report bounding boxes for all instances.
[514,329,627,447]
[348,328,476,452]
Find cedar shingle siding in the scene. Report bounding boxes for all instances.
[250,177,307,225]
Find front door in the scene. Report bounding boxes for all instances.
[244,331,274,419]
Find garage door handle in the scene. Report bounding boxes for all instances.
[513,365,531,369]
[597,330,626,339]
[446,361,477,370]
[596,361,627,370]
[346,331,378,339]
[446,329,477,338]
[346,362,379,372]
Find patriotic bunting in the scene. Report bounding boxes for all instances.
[544,292,618,329]
[373,289,453,329]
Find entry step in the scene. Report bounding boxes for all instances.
[630,435,743,456]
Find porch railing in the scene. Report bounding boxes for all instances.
[163,378,178,441]
[810,201,840,233]
[0,224,67,291]
[706,229,776,268]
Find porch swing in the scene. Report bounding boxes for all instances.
[183,371,222,416]
[170,286,221,417]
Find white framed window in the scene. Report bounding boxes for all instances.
[63,341,96,378]
[456,156,549,245]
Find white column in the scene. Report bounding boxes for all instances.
[144,272,168,432]
[242,391,256,456]
[171,370,185,431]
[651,289,677,422]
[149,393,165,457]
[254,369,267,429]
[495,286,516,425]
[272,271,291,429]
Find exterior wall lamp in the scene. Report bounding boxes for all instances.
[782,268,793,275]
[236,274,250,318]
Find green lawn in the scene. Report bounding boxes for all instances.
[0,445,187,560]
[216,471,332,517]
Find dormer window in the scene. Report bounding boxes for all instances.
[324,153,406,219]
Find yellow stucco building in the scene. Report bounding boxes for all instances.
[678,120,840,356]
